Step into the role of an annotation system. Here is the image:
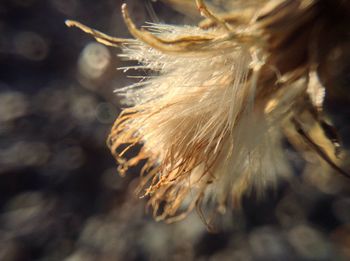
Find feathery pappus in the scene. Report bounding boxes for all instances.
[66,0,350,223]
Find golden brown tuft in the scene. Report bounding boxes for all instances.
[67,0,350,223]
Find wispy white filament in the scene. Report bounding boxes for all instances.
[109,23,305,220]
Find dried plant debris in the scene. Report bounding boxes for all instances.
[67,0,350,223]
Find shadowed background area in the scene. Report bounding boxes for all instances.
[0,0,350,260]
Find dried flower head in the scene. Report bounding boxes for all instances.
[67,0,350,223]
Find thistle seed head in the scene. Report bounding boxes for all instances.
[67,0,350,223]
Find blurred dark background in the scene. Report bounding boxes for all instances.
[0,0,350,260]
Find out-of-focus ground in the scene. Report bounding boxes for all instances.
[0,0,350,260]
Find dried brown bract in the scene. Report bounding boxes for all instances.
[67,0,350,223]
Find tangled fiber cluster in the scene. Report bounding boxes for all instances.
[67,0,350,223]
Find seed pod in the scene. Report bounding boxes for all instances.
[67,0,350,223]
